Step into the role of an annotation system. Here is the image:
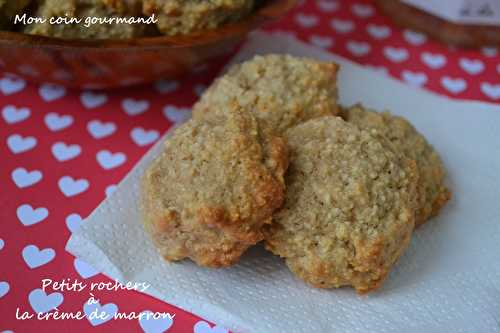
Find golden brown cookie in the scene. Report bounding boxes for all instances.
[264,116,418,293]
[143,0,254,36]
[141,105,288,268]
[342,104,451,227]
[193,54,340,134]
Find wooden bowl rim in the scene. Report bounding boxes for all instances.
[0,0,297,50]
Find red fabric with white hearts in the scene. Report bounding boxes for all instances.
[0,1,498,332]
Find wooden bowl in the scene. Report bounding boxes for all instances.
[0,0,297,89]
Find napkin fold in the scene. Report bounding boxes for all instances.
[67,32,500,333]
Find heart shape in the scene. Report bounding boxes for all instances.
[2,105,31,124]
[66,213,83,233]
[401,70,428,87]
[22,245,56,269]
[17,204,49,226]
[367,24,391,39]
[346,41,371,56]
[96,150,127,170]
[309,35,334,49]
[0,281,10,298]
[421,52,447,69]
[29,288,63,314]
[7,134,37,154]
[459,58,484,75]
[105,184,117,197]
[481,83,500,100]
[122,98,149,116]
[163,106,191,124]
[139,310,174,333]
[87,120,117,139]
[39,83,66,102]
[83,301,118,326]
[384,47,409,63]
[81,91,108,109]
[403,29,427,45]
[130,127,159,146]
[330,19,354,34]
[44,112,73,131]
[193,321,228,333]
[11,168,42,188]
[317,0,339,12]
[295,13,318,28]
[58,176,89,197]
[74,258,98,279]
[441,77,467,94]
[52,142,81,162]
[0,239,4,251]
[155,79,179,94]
[0,76,26,95]
[351,3,374,17]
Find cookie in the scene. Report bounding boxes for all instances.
[193,54,340,134]
[143,0,254,36]
[141,105,288,268]
[343,104,451,227]
[264,116,418,293]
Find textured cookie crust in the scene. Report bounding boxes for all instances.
[141,107,288,267]
[264,116,418,293]
[193,54,340,134]
[343,105,451,227]
[143,0,254,36]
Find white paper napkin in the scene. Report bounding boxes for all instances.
[66,32,500,333]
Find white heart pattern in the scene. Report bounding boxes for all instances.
[351,3,373,18]
[403,29,427,45]
[66,213,83,233]
[367,24,390,39]
[317,0,339,12]
[96,150,127,170]
[131,127,160,146]
[83,301,118,326]
[346,41,371,56]
[105,184,117,197]
[139,310,174,333]
[44,112,73,131]
[29,288,63,314]
[481,83,500,100]
[39,83,66,102]
[2,105,31,124]
[81,91,108,109]
[330,19,354,34]
[459,58,484,75]
[87,119,117,139]
[295,13,319,28]
[58,176,89,197]
[12,167,42,188]
[384,46,409,63]
[0,281,10,298]
[421,52,447,69]
[0,76,26,95]
[74,258,99,279]
[0,238,4,251]
[155,79,179,94]
[22,245,56,269]
[17,204,49,226]
[7,134,37,154]
[441,76,467,94]
[309,35,334,48]
[122,98,150,116]
[163,106,191,124]
[52,142,82,162]
[401,70,428,87]
[481,46,498,57]
[193,321,228,333]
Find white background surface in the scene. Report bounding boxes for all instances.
[67,32,500,333]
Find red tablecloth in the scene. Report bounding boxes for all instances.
[1,1,499,332]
